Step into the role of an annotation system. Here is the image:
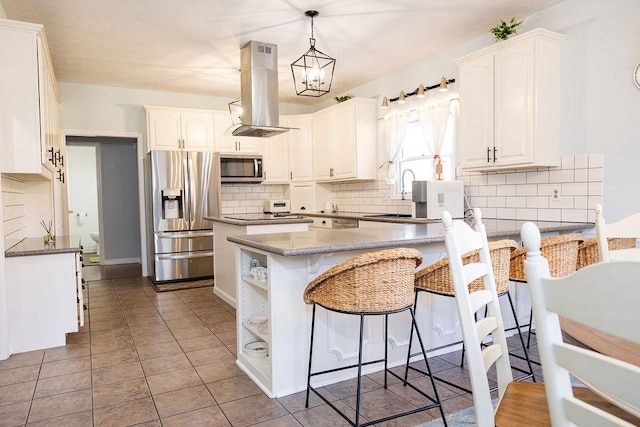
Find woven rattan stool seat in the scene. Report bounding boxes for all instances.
[509,233,583,281]
[303,247,448,426]
[414,239,517,296]
[303,247,422,313]
[576,237,637,269]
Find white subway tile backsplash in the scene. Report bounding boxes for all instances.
[469,174,488,185]
[588,154,603,168]
[527,196,549,209]
[562,209,588,223]
[516,185,538,196]
[478,186,497,197]
[561,156,574,170]
[588,182,603,196]
[526,171,549,184]
[487,174,506,185]
[487,197,506,208]
[574,155,589,169]
[496,185,516,196]
[538,209,562,222]
[549,170,573,183]
[516,209,537,221]
[506,197,527,208]
[574,196,588,210]
[496,208,516,218]
[506,173,527,185]
[574,169,588,183]
[588,168,603,182]
[561,182,588,196]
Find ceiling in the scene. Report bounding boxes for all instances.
[1,0,564,106]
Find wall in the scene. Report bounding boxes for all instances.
[66,145,99,253]
[221,184,286,216]
[1,175,24,248]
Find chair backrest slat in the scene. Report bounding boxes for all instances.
[595,204,640,263]
[442,208,514,427]
[522,221,640,426]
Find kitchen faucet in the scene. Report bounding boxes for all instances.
[400,168,416,200]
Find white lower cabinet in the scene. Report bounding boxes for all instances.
[6,251,82,353]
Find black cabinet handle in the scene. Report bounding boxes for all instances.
[487,147,491,163]
[493,147,497,162]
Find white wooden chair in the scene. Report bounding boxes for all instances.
[442,209,550,426]
[595,203,640,262]
[522,222,640,426]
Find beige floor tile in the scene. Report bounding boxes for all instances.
[0,364,40,387]
[25,409,93,427]
[128,322,171,337]
[0,350,44,371]
[290,400,357,427]
[196,360,243,384]
[201,311,235,325]
[170,324,214,341]
[92,361,145,387]
[89,317,129,332]
[207,320,236,335]
[136,340,184,361]
[146,367,203,395]
[159,309,197,321]
[34,370,92,399]
[186,346,235,367]
[90,336,136,355]
[153,385,216,418]
[125,313,164,327]
[219,393,288,426]
[92,377,150,409]
[42,342,91,363]
[131,330,176,348]
[93,396,158,427]
[178,335,223,353]
[141,353,192,376]
[0,381,36,406]
[89,327,131,344]
[0,400,30,426]
[215,330,237,347]
[206,375,262,404]
[161,404,231,427]
[91,348,140,370]
[250,414,304,427]
[28,389,92,423]
[39,356,91,379]
[164,316,205,331]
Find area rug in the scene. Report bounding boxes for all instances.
[152,278,214,293]
[420,405,478,426]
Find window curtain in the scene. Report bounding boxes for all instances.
[417,100,453,176]
[378,110,410,184]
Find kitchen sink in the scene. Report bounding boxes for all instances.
[364,213,413,219]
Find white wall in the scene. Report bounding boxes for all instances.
[66,145,99,253]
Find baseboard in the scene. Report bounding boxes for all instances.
[213,287,236,308]
[100,257,141,265]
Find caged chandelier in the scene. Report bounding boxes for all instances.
[291,10,336,97]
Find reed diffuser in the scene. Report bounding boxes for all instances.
[41,220,54,243]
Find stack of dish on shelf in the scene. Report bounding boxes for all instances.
[245,340,269,358]
[250,266,268,281]
[245,314,269,335]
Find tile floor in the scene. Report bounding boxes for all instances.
[0,263,540,426]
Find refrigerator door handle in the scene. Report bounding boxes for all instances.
[156,231,214,239]
[157,251,215,260]
[254,158,259,178]
[183,153,192,227]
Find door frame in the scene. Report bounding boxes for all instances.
[62,129,148,276]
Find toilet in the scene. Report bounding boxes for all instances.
[90,232,100,255]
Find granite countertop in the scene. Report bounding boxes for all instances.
[227,219,592,257]
[5,236,82,257]
[206,214,313,226]
[298,211,439,225]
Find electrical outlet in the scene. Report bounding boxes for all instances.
[550,187,561,202]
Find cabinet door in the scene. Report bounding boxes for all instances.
[287,115,314,182]
[494,39,534,166]
[181,111,215,151]
[236,137,261,154]
[458,54,495,169]
[262,119,289,184]
[147,109,181,151]
[331,105,357,180]
[313,111,332,181]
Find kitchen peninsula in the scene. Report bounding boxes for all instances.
[226,219,589,398]
[207,214,312,306]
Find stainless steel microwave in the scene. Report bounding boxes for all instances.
[214,153,264,183]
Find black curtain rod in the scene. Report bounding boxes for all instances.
[388,78,456,103]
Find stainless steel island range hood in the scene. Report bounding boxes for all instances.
[230,41,292,138]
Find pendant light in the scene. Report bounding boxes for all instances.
[291,10,336,97]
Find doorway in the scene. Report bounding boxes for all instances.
[66,135,141,266]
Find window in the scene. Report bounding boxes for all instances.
[396,106,455,198]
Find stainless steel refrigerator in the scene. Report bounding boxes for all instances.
[149,150,220,283]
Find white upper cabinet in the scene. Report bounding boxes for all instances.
[0,20,60,176]
[312,98,376,182]
[287,115,314,182]
[262,117,289,184]
[213,112,261,154]
[146,106,215,152]
[456,29,564,171]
